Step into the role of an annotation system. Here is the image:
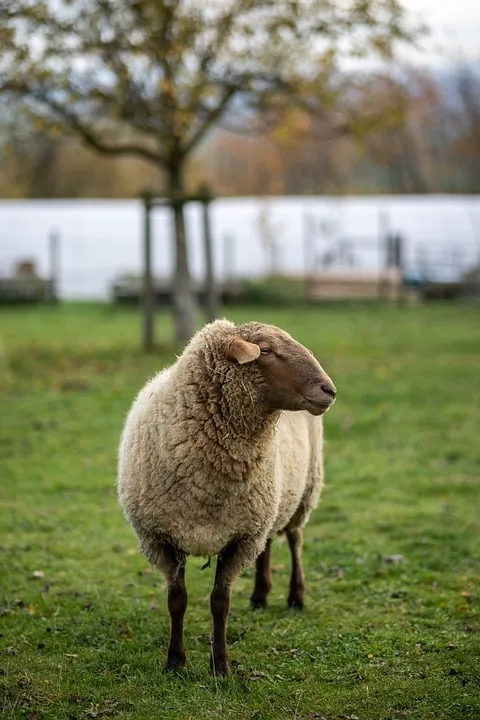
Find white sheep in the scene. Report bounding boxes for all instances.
[117,319,336,675]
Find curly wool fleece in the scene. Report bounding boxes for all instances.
[117,319,325,569]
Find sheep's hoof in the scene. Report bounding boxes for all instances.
[164,650,187,672]
[210,657,231,677]
[250,595,267,610]
[287,596,304,610]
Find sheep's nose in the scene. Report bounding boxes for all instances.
[321,382,336,399]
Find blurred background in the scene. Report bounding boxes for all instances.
[0,0,479,345]
[0,0,480,340]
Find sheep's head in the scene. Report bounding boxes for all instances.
[225,322,336,417]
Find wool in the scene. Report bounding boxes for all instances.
[118,320,331,565]
[117,318,336,673]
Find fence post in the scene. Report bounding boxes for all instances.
[223,233,235,281]
[303,212,315,300]
[379,209,390,300]
[47,229,60,303]
[142,192,155,351]
[393,233,405,305]
[199,185,220,322]
[385,232,405,304]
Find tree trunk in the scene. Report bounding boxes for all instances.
[168,162,198,345]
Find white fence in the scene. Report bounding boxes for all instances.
[0,195,479,299]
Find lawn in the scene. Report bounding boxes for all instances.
[1,302,479,720]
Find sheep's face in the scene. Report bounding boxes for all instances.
[227,323,336,416]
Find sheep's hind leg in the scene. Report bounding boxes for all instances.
[250,538,272,609]
[286,528,305,609]
[161,543,188,671]
[210,537,260,676]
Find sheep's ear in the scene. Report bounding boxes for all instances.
[227,337,261,364]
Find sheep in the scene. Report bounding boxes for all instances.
[117,319,336,676]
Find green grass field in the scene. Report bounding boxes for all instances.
[1,302,479,720]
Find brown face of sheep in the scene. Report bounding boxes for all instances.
[227,330,336,416]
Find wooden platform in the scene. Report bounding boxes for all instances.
[111,276,243,305]
[307,269,404,301]
[0,277,56,303]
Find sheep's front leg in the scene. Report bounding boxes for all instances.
[210,537,260,676]
[161,544,188,671]
[286,528,305,609]
[250,538,272,609]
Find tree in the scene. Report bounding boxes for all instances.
[1,0,418,342]
[452,65,480,192]
[355,72,430,193]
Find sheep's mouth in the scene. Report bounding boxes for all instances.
[303,396,335,415]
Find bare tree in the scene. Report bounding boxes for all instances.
[1,0,418,341]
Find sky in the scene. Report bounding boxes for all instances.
[401,0,480,65]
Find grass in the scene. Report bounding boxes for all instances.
[1,301,479,720]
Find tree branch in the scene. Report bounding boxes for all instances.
[182,83,239,155]
[6,82,165,164]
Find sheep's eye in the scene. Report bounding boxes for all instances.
[260,348,272,355]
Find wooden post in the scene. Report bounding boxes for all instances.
[379,209,390,300]
[303,212,315,300]
[199,185,219,322]
[47,229,60,303]
[393,233,405,305]
[142,192,154,351]
[223,232,235,280]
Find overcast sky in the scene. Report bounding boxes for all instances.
[401,0,480,64]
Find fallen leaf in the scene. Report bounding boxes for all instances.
[248,670,267,680]
[30,570,45,580]
[84,700,122,718]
